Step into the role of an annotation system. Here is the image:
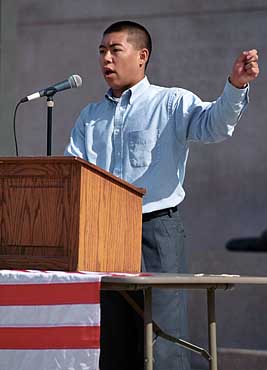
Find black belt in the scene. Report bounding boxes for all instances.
[142,205,178,222]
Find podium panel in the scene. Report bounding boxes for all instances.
[0,157,145,272]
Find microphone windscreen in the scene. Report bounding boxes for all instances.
[69,74,82,88]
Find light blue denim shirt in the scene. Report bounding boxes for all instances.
[65,77,248,213]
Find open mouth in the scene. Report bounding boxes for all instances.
[104,69,115,77]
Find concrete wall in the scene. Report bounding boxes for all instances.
[1,1,267,369]
[0,0,17,155]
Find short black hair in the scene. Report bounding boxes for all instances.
[103,20,152,68]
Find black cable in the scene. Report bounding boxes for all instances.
[13,101,22,156]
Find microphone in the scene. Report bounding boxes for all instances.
[20,74,82,103]
[226,230,267,252]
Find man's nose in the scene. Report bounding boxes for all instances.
[103,50,112,64]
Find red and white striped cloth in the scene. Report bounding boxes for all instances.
[0,270,105,370]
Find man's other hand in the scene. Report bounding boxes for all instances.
[230,49,259,88]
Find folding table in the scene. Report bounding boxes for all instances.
[101,273,267,370]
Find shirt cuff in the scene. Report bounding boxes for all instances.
[224,78,249,104]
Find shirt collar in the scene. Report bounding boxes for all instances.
[105,76,150,105]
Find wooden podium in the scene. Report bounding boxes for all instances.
[0,157,145,272]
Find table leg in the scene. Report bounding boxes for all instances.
[207,288,218,370]
[144,287,153,370]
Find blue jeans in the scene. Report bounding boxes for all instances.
[100,208,191,370]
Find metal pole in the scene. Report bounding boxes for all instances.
[207,288,218,370]
[144,287,153,370]
[46,96,54,156]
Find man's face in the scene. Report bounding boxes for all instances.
[99,31,147,97]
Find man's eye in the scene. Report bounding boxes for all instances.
[113,48,122,52]
[99,49,105,54]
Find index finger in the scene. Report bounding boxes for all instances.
[246,49,258,59]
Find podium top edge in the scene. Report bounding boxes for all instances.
[0,156,146,196]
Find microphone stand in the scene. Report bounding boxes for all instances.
[46,94,55,156]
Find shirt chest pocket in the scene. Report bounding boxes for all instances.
[128,129,160,168]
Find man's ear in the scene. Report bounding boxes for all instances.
[139,48,149,67]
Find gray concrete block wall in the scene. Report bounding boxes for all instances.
[1,1,267,369]
[218,348,267,370]
[0,0,17,156]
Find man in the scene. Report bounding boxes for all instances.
[65,21,259,370]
